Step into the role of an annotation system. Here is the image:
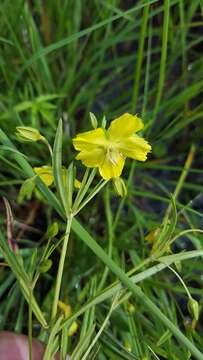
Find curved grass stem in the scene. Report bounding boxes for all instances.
[28,288,33,360]
[51,215,73,320]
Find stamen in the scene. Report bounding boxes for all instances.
[107,147,118,166]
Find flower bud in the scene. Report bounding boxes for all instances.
[101,114,106,128]
[89,112,98,129]
[39,259,52,273]
[58,300,72,317]
[74,179,81,189]
[68,321,78,337]
[123,340,132,352]
[16,126,44,142]
[46,222,59,238]
[127,303,136,314]
[188,297,199,321]
[113,177,127,197]
[57,300,78,336]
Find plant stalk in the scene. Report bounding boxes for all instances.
[28,288,33,360]
[51,215,73,320]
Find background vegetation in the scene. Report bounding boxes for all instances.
[0,0,203,359]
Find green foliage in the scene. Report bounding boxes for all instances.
[0,1,203,359]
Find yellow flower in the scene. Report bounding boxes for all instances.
[145,227,161,244]
[73,113,151,180]
[34,166,53,186]
[58,300,78,337]
[67,321,78,337]
[58,300,72,317]
[34,165,81,188]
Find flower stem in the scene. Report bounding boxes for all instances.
[167,265,191,299]
[72,169,96,212]
[42,137,53,158]
[98,186,114,291]
[74,179,108,215]
[28,288,33,360]
[51,215,73,320]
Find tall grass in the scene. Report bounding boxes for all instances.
[0,1,203,359]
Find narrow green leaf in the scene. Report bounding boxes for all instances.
[53,119,69,215]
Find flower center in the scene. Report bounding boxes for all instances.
[106,147,117,165]
[106,145,123,166]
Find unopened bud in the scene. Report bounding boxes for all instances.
[89,112,98,129]
[102,115,106,128]
[39,259,52,273]
[127,303,136,314]
[74,179,81,189]
[123,340,132,352]
[113,177,127,197]
[188,297,199,321]
[16,126,44,142]
[47,222,59,238]
[68,321,78,337]
[58,300,72,317]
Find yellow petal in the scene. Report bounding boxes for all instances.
[73,128,107,151]
[34,166,54,186]
[76,148,105,167]
[62,169,81,189]
[99,151,125,180]
[58,300,72,317]
[74,179,81,189]
[68,321,78,337]
[119,135,151,162]
[108,113,144,139]
[145,228,161,244]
